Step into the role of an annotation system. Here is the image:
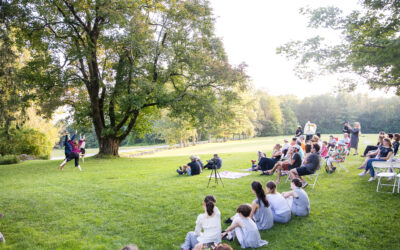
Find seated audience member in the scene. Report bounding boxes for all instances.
[358,138,393,181]
[194,156,204,169]
[297,136,306,151]
[290,137,297,146]
[361,134,384,157]
[295,126,303,137]
[256,144,282,175]
[204,154,223,169]
[289,144,321,188]
[282,178,310,217]
[311,135,321,147]
[224,181,274,231]
[326,141,347,174]
[393,133,400,156]
[251,151,266,170]
[181,195,221,250]
[194,243,233,250]
[388,133,394,140]
[221,204,268,248]
[358,135,384,169]
[0,213,4,243]
[265,181,291,223]
[320,141,328,158]
[281,139,290,158]
[266,146,302,183]
[177,156,202,176]
[303,144,312,162]
[327,135,336,149]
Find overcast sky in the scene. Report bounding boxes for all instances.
[210,0,395,98]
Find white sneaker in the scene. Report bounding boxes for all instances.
[368,177,375,182]
[77,165,82,171]
[358,172,366,176]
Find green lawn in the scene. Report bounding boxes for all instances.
[1,135,399,249]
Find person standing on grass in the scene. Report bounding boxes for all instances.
[282,179,310,217]
[343,121,351,137]
[347,122,361,155]
[221,204,268,248]
[295,126,303,137]
[63,130,75,158]
[59,130,83,171]
[265,181,291,223]
[358,138,393,182]
[79,134,86,163]
[177,156,202,176]
[181,195,221,250]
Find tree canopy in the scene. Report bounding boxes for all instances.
[277,0,400,95]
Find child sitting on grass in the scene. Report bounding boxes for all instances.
[221,204,268,248]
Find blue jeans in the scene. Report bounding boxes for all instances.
[365,159,385,177]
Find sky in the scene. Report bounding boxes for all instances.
[210,0,396,98]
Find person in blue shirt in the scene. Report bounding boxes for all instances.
[204,154,223,169]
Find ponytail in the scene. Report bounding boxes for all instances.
[251,181,269,207]
[204,195,216,216]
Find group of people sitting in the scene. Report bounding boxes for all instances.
[176,154,222,176]
[357,132,399,182]
[252,135,322,187]
[181,179,310,250]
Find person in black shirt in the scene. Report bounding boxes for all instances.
[295,126,303,137]
[266,145,302,183]
[393,133,400,156]
[289,144,321,187]
[343,121,351,136]
[177,156,202,176]
[204,154,223,169]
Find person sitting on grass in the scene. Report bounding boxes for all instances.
[193,243,233,250]
[358,138,393,182]
[204,154,223,170]
[224,181,274,231]
[289,144,321,188]
[266,146,302,183]
[0,213,4,243]
[255,144,282,175]
[221,204,268,249]
[325,141,347,174]
[121,244,139,250]
[265,181,291,223]
[194,156,204,169]
[177,156,202,176]
[181,195,221,250]
[59,130,83,171]
[282,178,310,217]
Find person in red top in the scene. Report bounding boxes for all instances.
[59,130,84,171]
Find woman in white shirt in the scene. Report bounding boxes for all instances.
[266,181,291,223]
[181,195,221,250]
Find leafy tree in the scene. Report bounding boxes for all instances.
[9,0,246,156]
[254,92,283,136]
[277,1,400,95]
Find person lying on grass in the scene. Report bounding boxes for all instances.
[224,181,274,231]
[177,156,202,176]
[266,145,302,183]
[181,195,221,250]
[221,204,268,249]
[289,143,321,188]
[265,181,291,223]
[282,178,310,217]
[358,138,393,182]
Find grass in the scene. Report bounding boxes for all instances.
[1,134,399,249]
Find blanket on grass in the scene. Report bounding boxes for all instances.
[207,171,250,179]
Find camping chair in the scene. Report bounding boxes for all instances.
[374,155,398,193]
[335,150,349,173]
[304,157,323,189]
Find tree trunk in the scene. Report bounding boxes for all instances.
[98,136,120,157]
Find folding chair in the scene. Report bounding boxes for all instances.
[396,173,400,193]
[305,158,323,189]
[374,155,397,193]
[335,150,349,173]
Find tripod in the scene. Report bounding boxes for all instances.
[207,167,224,188]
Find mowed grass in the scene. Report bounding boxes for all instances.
[1,135,400,249]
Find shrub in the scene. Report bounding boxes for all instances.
[0,155,20,165]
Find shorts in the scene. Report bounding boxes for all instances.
[283,162,296,171]
[80,148,86,154]
[296,166,314,176]
[187,168,192,176]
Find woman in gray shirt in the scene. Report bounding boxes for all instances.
[250,181,274,230]
[282,179,310,216]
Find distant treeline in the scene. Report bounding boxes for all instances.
[65,92,400,148]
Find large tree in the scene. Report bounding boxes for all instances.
[277,0,400,95]
[7,0,246,156]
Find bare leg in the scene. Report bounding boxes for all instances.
[276,165,283,183]
[268,162,281,175]
[59,159,67,170]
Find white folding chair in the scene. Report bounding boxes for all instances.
[374,155,397,193]
[305,158,323,189]
[396,173,400,193]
